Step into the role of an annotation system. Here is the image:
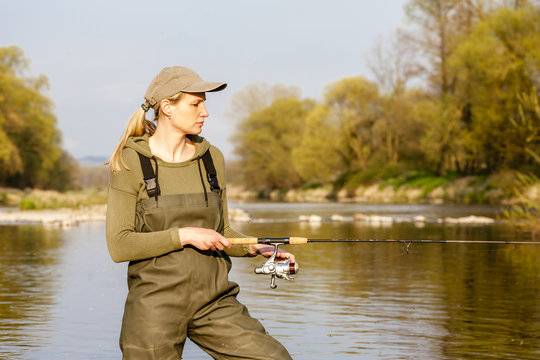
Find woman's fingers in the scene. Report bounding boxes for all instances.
[219,236,231,249]
[179,227,231,251]
[251,244,296,263]
[205,233,230,251]
[277,251,295,263]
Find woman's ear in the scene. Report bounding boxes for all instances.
[160,99,172,118]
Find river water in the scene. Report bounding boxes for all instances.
[0,202,538,359]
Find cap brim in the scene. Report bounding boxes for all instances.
[183,81,227,93]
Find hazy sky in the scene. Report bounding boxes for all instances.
[1,0,409,160]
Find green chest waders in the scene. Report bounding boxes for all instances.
[119,151,292,360]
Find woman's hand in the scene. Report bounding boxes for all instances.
[178,227,231,251]
[248,244,296,263]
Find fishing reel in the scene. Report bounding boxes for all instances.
[254,243,298,289]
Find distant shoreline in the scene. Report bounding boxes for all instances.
[227,176,540,205]
[0,204,501,228]
[0,205,106,227]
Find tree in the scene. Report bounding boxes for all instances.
[413,94,463,174]
[448,3,540,171]
[405,0,464,96]
[368,30,423,165]
[0,46,76,189]
[226,82,301,124]
[233,96,313,189]
[403,0,540,174]
[512,87,540,168]
[291,105,344,183]
[324,76,382,172]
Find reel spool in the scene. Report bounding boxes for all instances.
[254,243,298,288]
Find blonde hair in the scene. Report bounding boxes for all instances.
[108,92,185,172]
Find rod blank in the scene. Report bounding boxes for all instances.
[227,237,540,245]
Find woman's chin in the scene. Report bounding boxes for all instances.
[189,128,203,136]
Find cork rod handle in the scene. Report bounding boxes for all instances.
[228,237,259,245]
[227,237,308,245]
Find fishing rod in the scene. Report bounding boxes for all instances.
[228,237,540,288]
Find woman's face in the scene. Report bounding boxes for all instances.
[166,92,209,135]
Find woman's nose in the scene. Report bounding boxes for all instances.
[200,103,209,117]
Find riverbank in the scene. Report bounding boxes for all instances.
[0,205,106,227]
[0,187,108,209]
[2,173,536,209]
[0,188,108,227]
[0,175,536,230]
[227,173,540,205]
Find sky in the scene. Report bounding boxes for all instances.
[1,0,409,161]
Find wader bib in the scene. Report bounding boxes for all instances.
[120,152,292,360]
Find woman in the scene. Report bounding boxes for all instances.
[106,66,294,360]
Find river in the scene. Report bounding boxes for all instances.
[0,202,538,359]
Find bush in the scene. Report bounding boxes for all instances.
[18,188,107,210]
[340,164,404,190]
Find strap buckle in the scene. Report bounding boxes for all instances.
[207,173,221,193]
[144,177,160,197]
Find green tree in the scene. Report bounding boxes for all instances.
[228,1,540,192]
[368,31,424,167]
[448,2,540,172]
[413,94,463,174]
[226,82,301,124]
[504,87,540,236]
[404,0,540,175]
[324,76,382,172]
[404,0,477,175]
[512,87,540,167]
[0,46,75,189]
[233,96,313,189]
[291,105,343,183]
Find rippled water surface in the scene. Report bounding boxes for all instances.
[0,203,538,359]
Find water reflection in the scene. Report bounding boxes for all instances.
[0,203,538,359]
[232,241,539,359]
[0,226,64,357]
[231,203,540,360]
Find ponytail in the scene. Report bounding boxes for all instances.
[108,107,156,172]
[108,92,184,172]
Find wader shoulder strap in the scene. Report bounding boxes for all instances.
[201,151,221,193]
[137,153,161,198]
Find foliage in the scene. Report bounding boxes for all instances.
[226,82,301,124]
[503,83,540,236]
[291,105,343,183]
[324,76,381,172]
[503,172,540,238]
[18,188,107,210]
[229,1,540,201]
[233,96,313,189]
[0,46,77,190]
[341,164,404,190]
[510,86,540,168]
[447,4,540,173]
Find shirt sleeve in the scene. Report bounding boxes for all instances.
[105,150,182,263]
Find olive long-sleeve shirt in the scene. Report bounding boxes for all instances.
[106,134,250,263]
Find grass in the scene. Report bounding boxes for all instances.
[502,172,540,238]
[337,165,403,191]
[18,187,108,210]
[381,171,457,196]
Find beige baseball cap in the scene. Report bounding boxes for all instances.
[142,66,227,110]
